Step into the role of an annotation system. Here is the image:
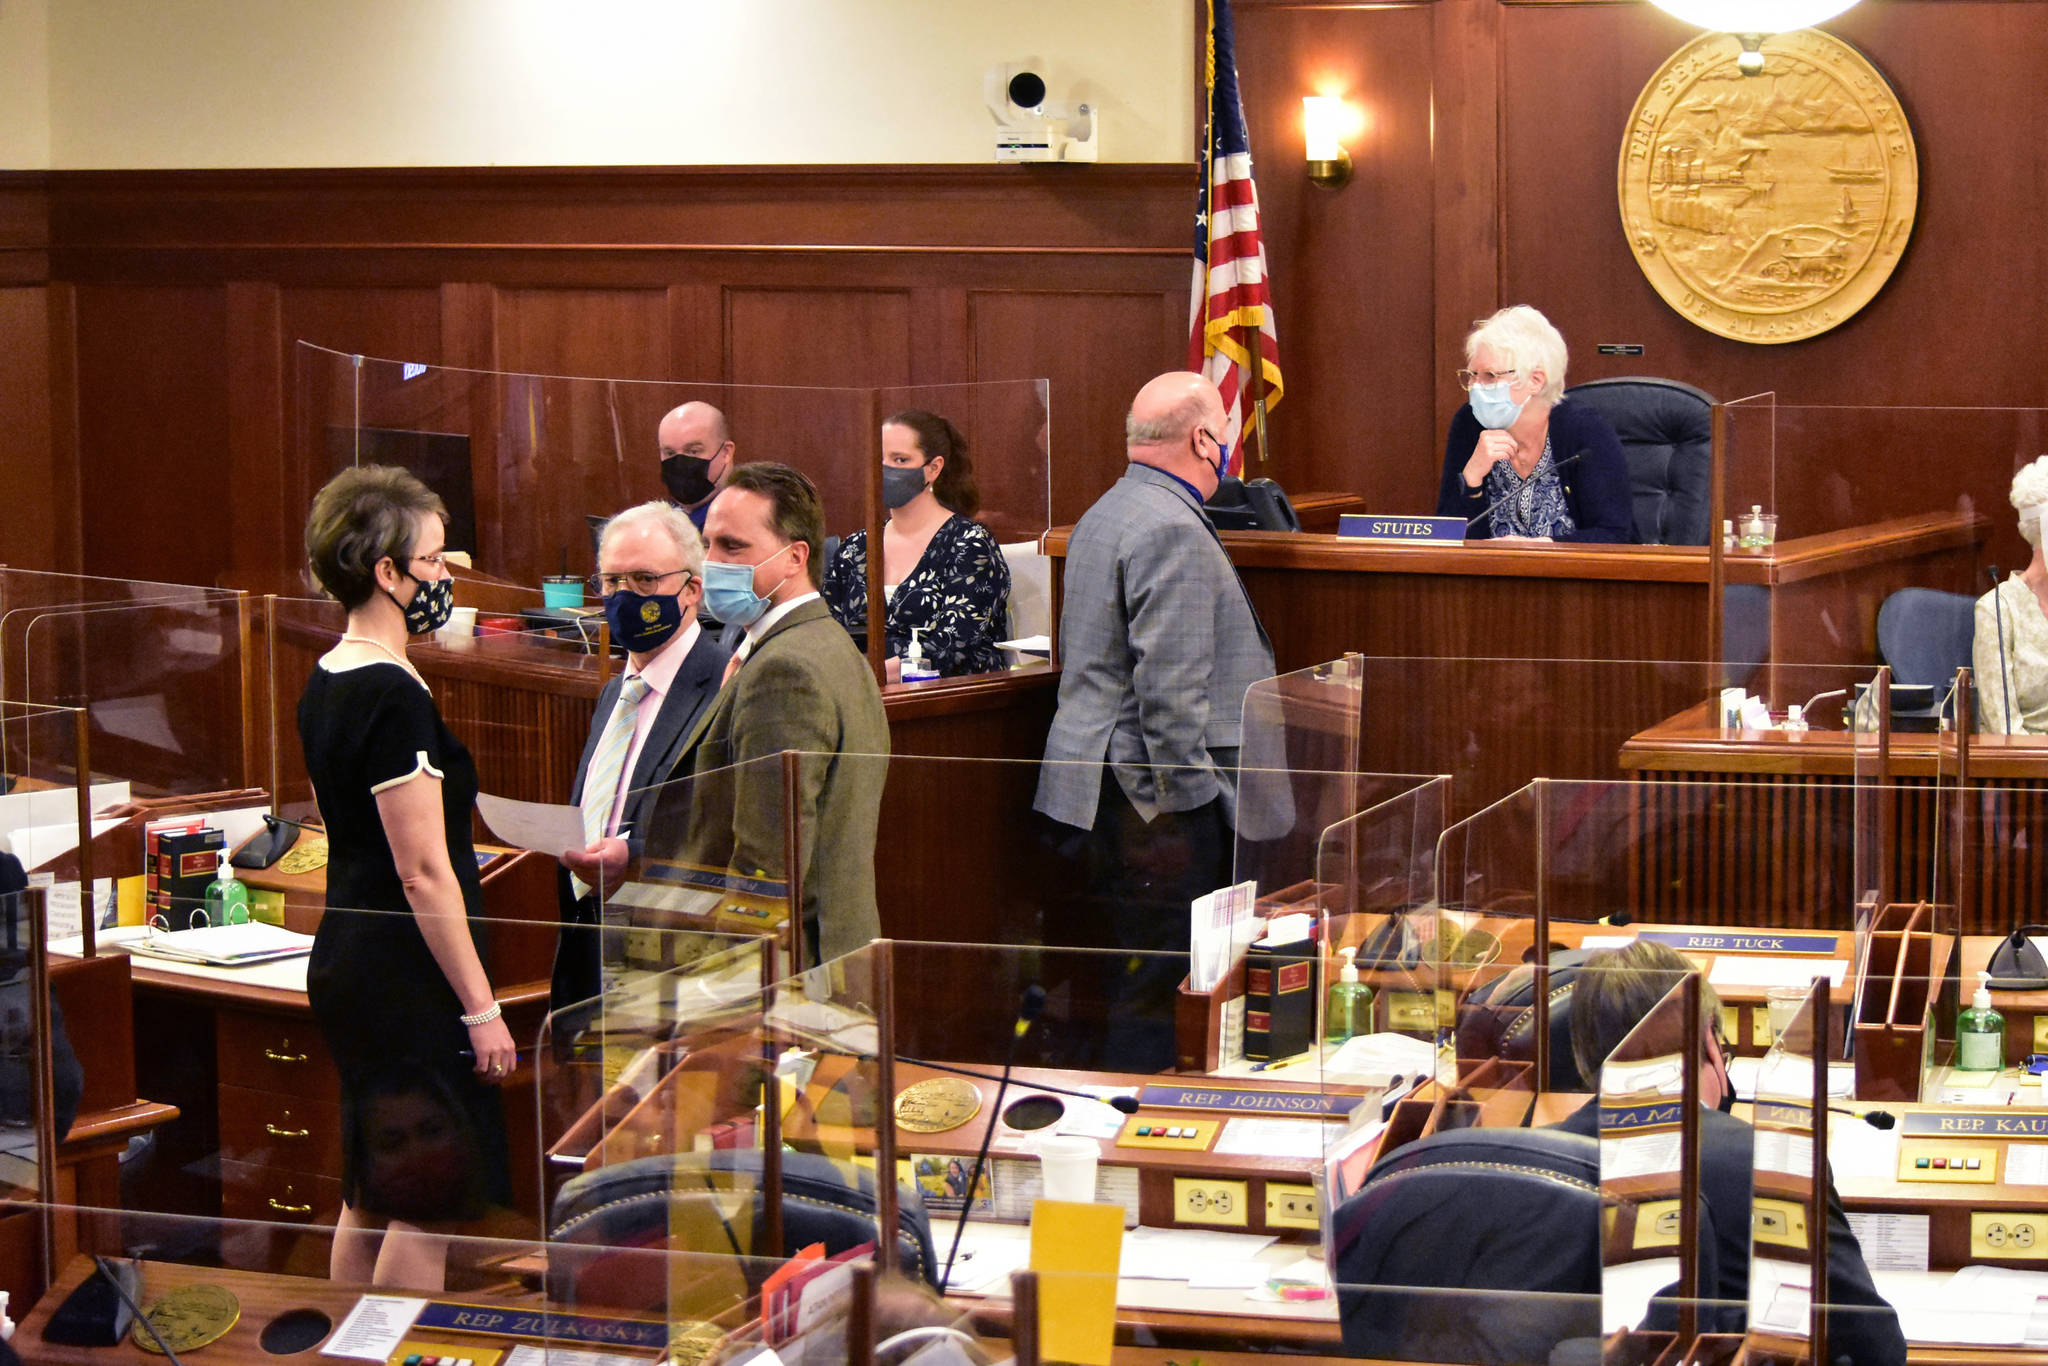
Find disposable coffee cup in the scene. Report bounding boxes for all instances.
[1036,1135,1098,1203]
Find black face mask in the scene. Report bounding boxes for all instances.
[389,572,454,635]
[662,454,717,506]
[881,463,931,510]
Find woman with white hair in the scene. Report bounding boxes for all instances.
[1434,305,1635,543]
[1975,455,2048,733]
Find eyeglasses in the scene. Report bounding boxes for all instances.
[1455,368,1520,391]
[410,552,451,574]
[590,568,690,597]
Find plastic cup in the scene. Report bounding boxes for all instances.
[1036,1135,1098,1203]
[1765,985,1806,1041]
[439,606,478,647]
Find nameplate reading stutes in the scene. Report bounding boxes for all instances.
[1336,514,1468,544]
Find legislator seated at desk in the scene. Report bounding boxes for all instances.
[1435,305,1634,545]
[1976,455,2048,735]
[822,408,1012,680]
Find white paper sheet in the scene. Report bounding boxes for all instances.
[1750,1259,1811,1334]
[1707,956,1845,989]
[321,1295,427,1360]
[1600,1129,1682,1179]
[1322,1031,1438,1082]
[476,792,586,859]
[1120,1226,1277,1281]
[504,1348,650,1366]
[1755,1128,1815,1178]
[2008,1143,2048,1186]
[1845,1212,1929,1271]
[1603,1256,1679,1333]
[1211,1117,1348,1160]
[0,782,128,847]
[6,818,121,870]
[1187,1263,1268,1290]
[1053,1094,1134,1140]
[1827,1114,1902,1183]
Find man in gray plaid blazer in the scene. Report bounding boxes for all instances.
[1035,371,1274,1066]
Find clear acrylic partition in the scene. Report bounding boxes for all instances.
[1595,972,1710,1357]
[1714,396,2037,676]
[0,573,253,799]
[295,344,1053,679]
[1746,977,1829,1359]
[540,940,901,1334]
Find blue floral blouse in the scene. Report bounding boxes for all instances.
[821,513,1012,677]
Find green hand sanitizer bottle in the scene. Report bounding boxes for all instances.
[203,855,251,927]
[1324,945,1373,1046]
[1957,970,2006,1073]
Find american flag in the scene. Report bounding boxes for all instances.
[1189,0,1282,475]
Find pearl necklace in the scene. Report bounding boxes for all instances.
[337,633,429,690]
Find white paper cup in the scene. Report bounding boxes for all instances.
[439,606,478,645]
[1036,1135,1099,1203]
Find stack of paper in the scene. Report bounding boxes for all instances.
[1189,879,1260,992]
[126,921,315,967]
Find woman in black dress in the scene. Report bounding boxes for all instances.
[299,465,516,1288]
[821,410,1012,678]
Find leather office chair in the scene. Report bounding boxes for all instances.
[1562,377,1716,546]
[546,1148,938,1309]
[1333,1127,1603,1364]
[1877,587,1976,690]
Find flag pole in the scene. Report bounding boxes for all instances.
[1245,322,1270,469]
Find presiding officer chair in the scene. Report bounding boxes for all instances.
[1333,1127,1603,1364]
[1562,377,1716,546]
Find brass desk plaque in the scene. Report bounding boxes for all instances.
[894,1076,982,1133]
[133,1283,240,1354]
[1619,30,1917,344]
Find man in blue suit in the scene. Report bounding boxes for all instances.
[552,500,729,1014]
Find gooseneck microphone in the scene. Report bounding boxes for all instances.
[939,984,1045,1292]
[1463,449,1589,529]
[896,1057,1140,1114]
[1827,1105,1897,1131]
[1989,565,2015,734]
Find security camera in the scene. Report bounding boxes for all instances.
[984,63,1100,164]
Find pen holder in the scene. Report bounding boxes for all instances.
[1176,957,1247,1073]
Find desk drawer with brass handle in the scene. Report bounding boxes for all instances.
[221,1158,338,1230]
[219,1084,342,1176]
[216,1009,340,1102]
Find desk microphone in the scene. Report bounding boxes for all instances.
[91,1256,184,1363]
[939,984,1044,1293]
[1989,565,2015,733]
[1463,449,1588,530]
[895,1057,1140,1114]
[1826,1105,1897,1131]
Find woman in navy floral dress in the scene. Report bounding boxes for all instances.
[823,410,1013,677]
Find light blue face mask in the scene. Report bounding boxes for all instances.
[1469,380,1526,431]
[701,544,797,629]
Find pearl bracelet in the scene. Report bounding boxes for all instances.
[459,1001,502,1027]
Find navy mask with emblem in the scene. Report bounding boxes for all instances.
[605,586,683,654]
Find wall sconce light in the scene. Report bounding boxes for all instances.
[1644,1,1861,74]
[1303,96,1355,190]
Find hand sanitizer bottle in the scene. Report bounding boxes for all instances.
[203,856,251,927]
[1324,946,1373,1046]
[1957,970,2007,1072]
[902,628,938,683]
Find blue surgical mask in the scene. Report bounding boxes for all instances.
[1468,380,1526,431]
[701,544,797,629]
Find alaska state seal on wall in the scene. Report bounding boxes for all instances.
[1619,29,1917,345]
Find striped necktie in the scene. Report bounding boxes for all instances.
[572,673,650,899]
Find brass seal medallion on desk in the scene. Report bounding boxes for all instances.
[1618,29,1917,344]
[133,1283,240,1354]
[894,1077,981,1133]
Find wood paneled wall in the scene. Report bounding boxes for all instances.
[4,1,2046,585]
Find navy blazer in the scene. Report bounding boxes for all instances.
[550,622,728,1014]
[1436,399,1636,543]
[1556,1100,1904,1366]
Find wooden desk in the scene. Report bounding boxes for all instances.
[1045,510,1986,819]
[1622,702,2048,932]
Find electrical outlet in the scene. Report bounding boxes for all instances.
[1973,1212,2048,1260]
[1265,1182,1319,1230]
[1173,1177,1248,1228]
[1752,1198,1809,1249]
[1631,1199,1683,1250]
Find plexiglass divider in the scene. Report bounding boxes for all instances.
[296,343,1053,685]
